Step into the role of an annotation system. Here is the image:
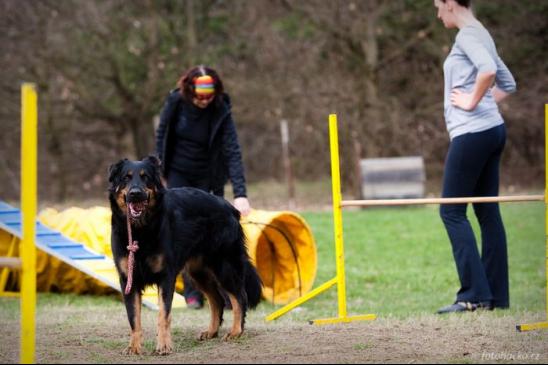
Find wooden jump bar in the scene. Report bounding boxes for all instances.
[0,257,22,269]
[341,195,545,207]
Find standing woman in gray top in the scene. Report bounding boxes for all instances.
[434,0,517,314]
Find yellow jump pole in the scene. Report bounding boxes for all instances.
[265,114,375,324]
[265,277,338,321]
[20,83,37,363]
[545,103,548,324]
[517,104,548,332]
[309,114,376,325]
[262,115,343,323]
[330,114,347,319]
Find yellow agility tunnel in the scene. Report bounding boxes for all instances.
[242,210,317,305]
[0,207,317,305]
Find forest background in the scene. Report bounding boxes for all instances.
[1,0,546,203]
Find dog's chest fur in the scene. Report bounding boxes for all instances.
[117,222,172,281]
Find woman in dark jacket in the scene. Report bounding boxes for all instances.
[156,65,251,309]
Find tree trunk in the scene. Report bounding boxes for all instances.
[130,117,155,159]
[358,6,383,159]
[186,0,197,64]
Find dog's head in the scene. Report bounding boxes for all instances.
[108,156,164,220]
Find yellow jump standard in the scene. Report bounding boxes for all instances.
[267,108,548,331]
[19,83,38,364]
[1,83,40,364]
[517,104,548,332]
[0,84,39,363]
[266,114,377,325]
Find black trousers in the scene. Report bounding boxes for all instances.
[439,124,509,308]
[166,170,217,301]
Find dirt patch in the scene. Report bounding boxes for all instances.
[1,301,547,364]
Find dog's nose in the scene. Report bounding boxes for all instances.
[128,188,145,201]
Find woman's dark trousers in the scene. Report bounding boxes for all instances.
[439,124,509,308]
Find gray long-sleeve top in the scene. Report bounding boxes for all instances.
[443,24,517,140]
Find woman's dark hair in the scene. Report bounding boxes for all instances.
[441,0,471,7]
[178,65,225,106]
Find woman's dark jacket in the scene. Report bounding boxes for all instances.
[155,89,247,198]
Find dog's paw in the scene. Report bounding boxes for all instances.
[122,344,142,355]
[154,343,173,356]
[222,331,242,341]
[122,331,143,355]
[198,330,218,341]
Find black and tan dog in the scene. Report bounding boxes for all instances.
[108,156,262,355]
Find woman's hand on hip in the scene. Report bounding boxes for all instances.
[450,89,476,111]
[451,71,496,111]
[233,197,251,216]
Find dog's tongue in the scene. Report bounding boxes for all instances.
[128,202,146,218]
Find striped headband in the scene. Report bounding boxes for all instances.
[194,75,215,95]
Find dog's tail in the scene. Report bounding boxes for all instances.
[244,261,263,309]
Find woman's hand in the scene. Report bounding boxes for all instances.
[450,89,476,111]
[451,71,496,111]
[233,197,251,216]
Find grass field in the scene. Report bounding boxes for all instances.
[284,202,546,320]
[0,202,546,363]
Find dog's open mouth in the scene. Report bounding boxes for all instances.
[128,201,148,218]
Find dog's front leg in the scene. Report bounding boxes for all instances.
[155,280,175,355]
[122,290,143,355]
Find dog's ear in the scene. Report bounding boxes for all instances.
[143,155,161,169]
[108,159,128,185]
[143,155,164,188]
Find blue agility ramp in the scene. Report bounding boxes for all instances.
[0,200,186,310]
